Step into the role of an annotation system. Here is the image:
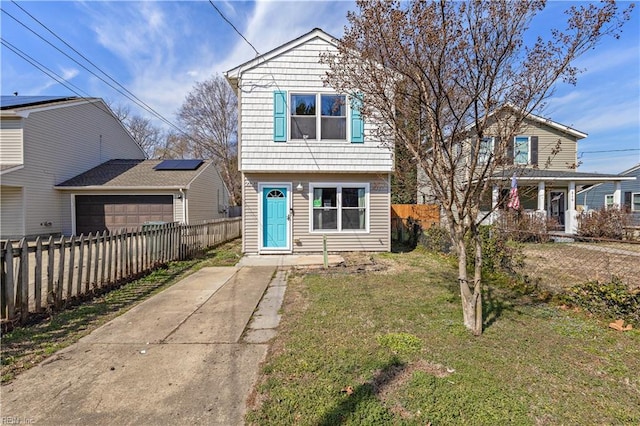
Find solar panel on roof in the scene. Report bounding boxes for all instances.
[0,95,77,109]
[153,159,204,170]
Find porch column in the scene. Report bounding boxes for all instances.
[491,184,499,224]
[613,181,622,208]
[565,181,578,234]
[537,181,546,212]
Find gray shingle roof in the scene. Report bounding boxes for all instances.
[56,159,211,188]
[489,167,636,184]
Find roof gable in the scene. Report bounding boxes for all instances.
[225,28,337,85]
[465,105,587,140]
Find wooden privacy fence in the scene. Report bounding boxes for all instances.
[391,204,440,242]
[1,218,241,325]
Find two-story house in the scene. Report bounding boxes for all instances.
[418,108,635,233]
[1,96,146,239]
[225,28,394,254]
[1,96,230,239]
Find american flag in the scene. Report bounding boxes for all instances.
[507,173,520,210]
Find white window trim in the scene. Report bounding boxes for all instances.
[604,194,614,209]
[478,136,495,164]
[514,135,531,165]
[308,182,370,233]
[632,192,640,212]
[289,92,350,142]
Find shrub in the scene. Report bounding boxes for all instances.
[473,225,524,274]
[418,225,452,253]
[558,277,640,326]
[577,208,632,240]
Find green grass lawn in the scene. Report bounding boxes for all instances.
[247,249,640,425]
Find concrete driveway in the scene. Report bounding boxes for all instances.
[1,265,282,425]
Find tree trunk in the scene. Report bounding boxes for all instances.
[457,237,483,335]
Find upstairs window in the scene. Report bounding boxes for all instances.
[290,93,346,140]
[514,136,530,165]
[478,137,495,164]
[511,135,538,165]
[291,94,316,139]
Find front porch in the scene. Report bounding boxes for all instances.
[488,169,636,234]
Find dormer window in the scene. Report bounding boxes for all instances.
[290,93,346,140]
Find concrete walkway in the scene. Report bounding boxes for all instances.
[1,264,287,425]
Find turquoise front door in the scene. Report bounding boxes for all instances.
[263,187,288,249]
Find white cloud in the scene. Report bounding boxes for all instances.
[215,0,354,74]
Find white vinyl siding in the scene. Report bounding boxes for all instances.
[186,164,228,223]
[236,37,393,173]
[0,186,24,239]
[0,118,24,165]
[1,100,145,237]
[242,172,390,254]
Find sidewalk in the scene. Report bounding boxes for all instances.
[1,265,282,425]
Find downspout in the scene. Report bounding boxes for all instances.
[179,188,187,224]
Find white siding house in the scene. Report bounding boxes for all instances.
[1,96,146,239]
[226,29,394,254]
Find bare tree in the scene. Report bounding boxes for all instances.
[177,75,241,206]
[109,103,164,157]
[323,0,632,335]
[154,131,192,160]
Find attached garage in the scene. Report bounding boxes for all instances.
[75,194,173,235]
[56,159,230,236]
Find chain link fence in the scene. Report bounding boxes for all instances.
[512,234,640,293]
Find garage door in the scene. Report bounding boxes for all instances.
[75,195,173,235]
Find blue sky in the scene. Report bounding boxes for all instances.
[1,1,638,173]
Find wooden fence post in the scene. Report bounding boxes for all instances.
[85,232,93,293]
[93,232,100,289]
[67,235,77,300]
[46,236,54,305]
[34,237,42,312]
[4,241,15,321]
[18,239,29,322]
[100,230,107,287]
[56,236,65,308]
[76,234,85,296]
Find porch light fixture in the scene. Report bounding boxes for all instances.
[296,182,304,191]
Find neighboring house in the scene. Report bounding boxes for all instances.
[225,28,393,254]
[577,163,640,224]
[56,159,230,235]
[1,96,146,239]
[417,109,636,233]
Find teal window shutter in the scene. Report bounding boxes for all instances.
[273,91,287,142]
[350,93,364,143]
